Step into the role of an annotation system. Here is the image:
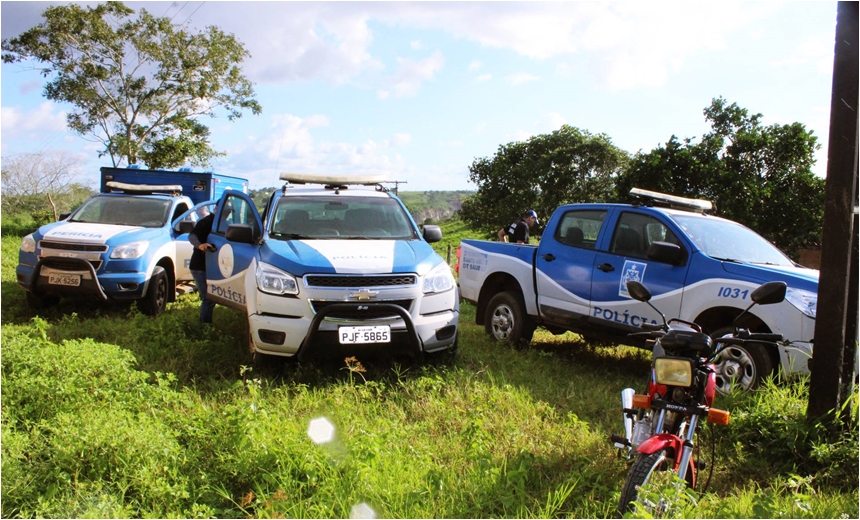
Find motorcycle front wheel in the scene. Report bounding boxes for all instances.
[618,448,695,516]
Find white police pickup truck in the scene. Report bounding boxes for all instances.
[17,165,248,315]
[199,173,459,363]
[458,189,818,392]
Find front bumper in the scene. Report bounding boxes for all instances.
[248,291,459,359]
[17,257,150,301]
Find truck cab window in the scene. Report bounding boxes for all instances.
[556,210,606,250]
[611,212,680,260]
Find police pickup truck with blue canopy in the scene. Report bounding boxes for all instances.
[196,173,459,363]
[458,188,818,393]
[17,165,248,315]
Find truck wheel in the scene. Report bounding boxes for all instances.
[484,291,535,348]
[710,326,775,394]
[138,266,168,316]
[26,291,60,309]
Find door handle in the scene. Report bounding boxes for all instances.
[541,253,556,261]
[597,263,615,272]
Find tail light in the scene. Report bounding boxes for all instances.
[707,408,730,425]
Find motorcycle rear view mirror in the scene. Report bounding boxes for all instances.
[733,281,788,328]
[626,281,668,329]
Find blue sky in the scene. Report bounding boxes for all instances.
[1,1,838,192]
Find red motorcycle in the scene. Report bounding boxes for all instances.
[612,280,787,515]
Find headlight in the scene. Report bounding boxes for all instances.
[422,261,455,294]
[653,357,693,387]
[110,241,149,259]
[256,262,298,296]
[785,287,817,318]
[21,234,36,253]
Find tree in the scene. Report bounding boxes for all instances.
[461,125,629,236]
[2,1,262,169]
[617,97,824,258]
[1,151,94,221]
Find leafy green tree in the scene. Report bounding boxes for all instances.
[617,98,824,258]
[2,1,261,169]
[461,125,629,237]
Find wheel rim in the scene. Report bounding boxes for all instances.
[155,277,167,310]
[713,345,756,393]
[490,304,515,340]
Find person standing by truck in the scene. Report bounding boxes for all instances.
[188,207,217,324]
[498,210,539,244]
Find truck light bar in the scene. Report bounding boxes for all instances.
[105,181,183,194]
[630,188,714,213]
[280,172,389,186]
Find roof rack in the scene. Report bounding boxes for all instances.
[105,181,183,196]
[280,172,388,186]
[630,188,714,213]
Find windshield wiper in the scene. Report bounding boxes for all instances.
[712,257,744,264]
[272,233,310,240]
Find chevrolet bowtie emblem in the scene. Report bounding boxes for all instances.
[349,289,379,301]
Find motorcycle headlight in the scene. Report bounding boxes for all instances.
[110,241,149,259]
[422,261,455,294]
[21,234,36,253]
[256,262,298,296]
[653,357,693,387]
[785,287,817,318]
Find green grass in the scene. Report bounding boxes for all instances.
[1,229,857,518]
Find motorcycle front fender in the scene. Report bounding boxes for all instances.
[637,433,682,456]
[636,433,698,488]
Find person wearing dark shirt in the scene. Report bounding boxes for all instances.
[498,209,539,244]
[188,209,216,324]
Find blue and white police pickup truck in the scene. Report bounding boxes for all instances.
[458,188,818,393]
[17,165,248,316]
[198,173,459,363]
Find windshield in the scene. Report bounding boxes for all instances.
[70,195,171,228]
[671,214,793,266]
[269,196,417,240]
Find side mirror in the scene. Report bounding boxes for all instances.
[177,221,195,235]
[626,280,651,302]
[423,224,442,243]
[647,241,683,265]
[226,223,255,244]
[59,212,71,221]
[751,281,787,305]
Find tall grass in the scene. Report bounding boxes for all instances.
[1,230,857,518]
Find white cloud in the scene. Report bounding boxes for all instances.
[391,50,444,98]
[468,60,482,71]
[1,102,67,134]
[392,133,412,146]
[376,90,391,100]
[410,40,423,50]
[536,112,567,133]
[476,73,492,82]
[506,73,539,86]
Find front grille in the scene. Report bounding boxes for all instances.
[41,257,102,271]
[39,241,108,253]
[311,299,413,319]
[305,275,417,288]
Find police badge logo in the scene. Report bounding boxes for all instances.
[619,260,647,298]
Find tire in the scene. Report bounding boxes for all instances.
[710,326,775,394]
[484,291,535,348]
[26,291,60,309]
[618,450,672,515]
[138,266,168,316]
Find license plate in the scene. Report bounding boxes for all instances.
[339,325,391,344]
[48,274,81,286]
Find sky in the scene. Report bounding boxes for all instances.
[0,1,840,192]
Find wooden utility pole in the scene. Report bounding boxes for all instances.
[807,1,859,423]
